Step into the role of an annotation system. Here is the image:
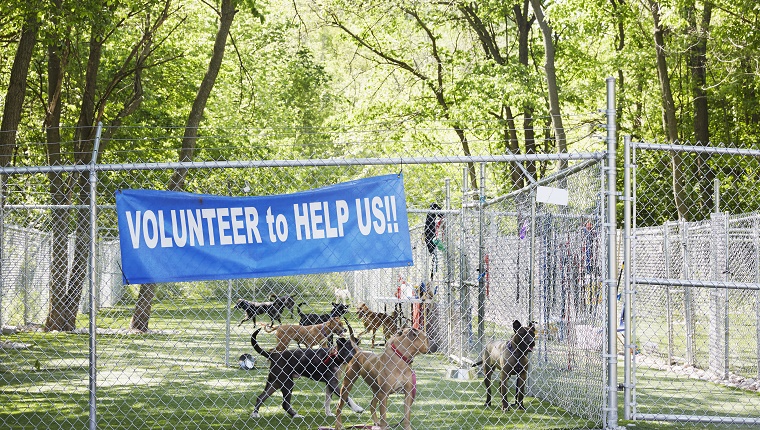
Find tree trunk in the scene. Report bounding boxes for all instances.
[610,0,626,129]
[130,281,155,333]
[515,2,537,181]
[131,0,238,332]
[460,2,530,189]
[687,1,714,216]
[505,106,524,190]
[46,22,104,332]
[44,1,71,332]
[531,0,567,171]
[650,0,688,220]
[0,11,39,167]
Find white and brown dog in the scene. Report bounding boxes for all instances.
[334,286,352,305]
[335,326,429,430]
[249,327,364,418]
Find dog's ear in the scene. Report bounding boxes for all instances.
[513,320,522,331]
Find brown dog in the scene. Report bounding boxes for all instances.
[356,303,399,347]
[335,327,429,430]
[473,320,536,411]
[267,317,345,351]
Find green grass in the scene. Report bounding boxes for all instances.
[1,299,759,429]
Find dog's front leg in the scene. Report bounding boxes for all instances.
[324,388,334,417]
[499,371,511,411]
[346,396,364,414]
[369,395,379,426]
[377,394,389,429]
[280,380,302,418]
[238,315,252,327]
[335,369,358,429]
[400,391,414,430]
[512,370,527,411]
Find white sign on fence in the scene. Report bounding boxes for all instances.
[536,186,569,206]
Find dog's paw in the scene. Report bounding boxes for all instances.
[325,412,335,417]
[250,411,260,418]
[351,406,365,414]
[292,413,304,418]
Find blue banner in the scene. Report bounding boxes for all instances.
[116,174,412,284]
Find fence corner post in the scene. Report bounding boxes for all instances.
[605,76,619,428]
[89,121,102,430]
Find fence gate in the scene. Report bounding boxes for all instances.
[625,139,760,426]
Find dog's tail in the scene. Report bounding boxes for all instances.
[250,328,271,360]
[344,317,360,345]
[296,302,307,317]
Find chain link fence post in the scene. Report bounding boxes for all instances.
[605,76,618,429]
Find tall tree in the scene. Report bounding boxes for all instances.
[319,1,479,190]
[131,0,240,331]
[44,0,71,332]
[0,4,40,169]
[647,0,688,220]
[685,0,714,215]
[530,0,567,171]
[44,0,174,331]
[457,2,530,191]
[513,1,538,182]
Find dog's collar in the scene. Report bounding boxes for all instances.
[391,343,413,364]
[323,347,338,364]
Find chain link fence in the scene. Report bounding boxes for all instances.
[625,140,760,426]
[0,125,615,429]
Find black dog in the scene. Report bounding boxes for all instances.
[249,328,365,418]
[234,295,294,327]
[296,302,349,326]
[270,295,297,319]
[473,320,536,411]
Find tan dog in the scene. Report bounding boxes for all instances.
[267,317,345,351]
[335,327,429,430]
[473,320,536,410]
[356,303,399,347]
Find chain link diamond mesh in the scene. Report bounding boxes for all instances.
[629,141,760,426]
[0,124,612,429]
